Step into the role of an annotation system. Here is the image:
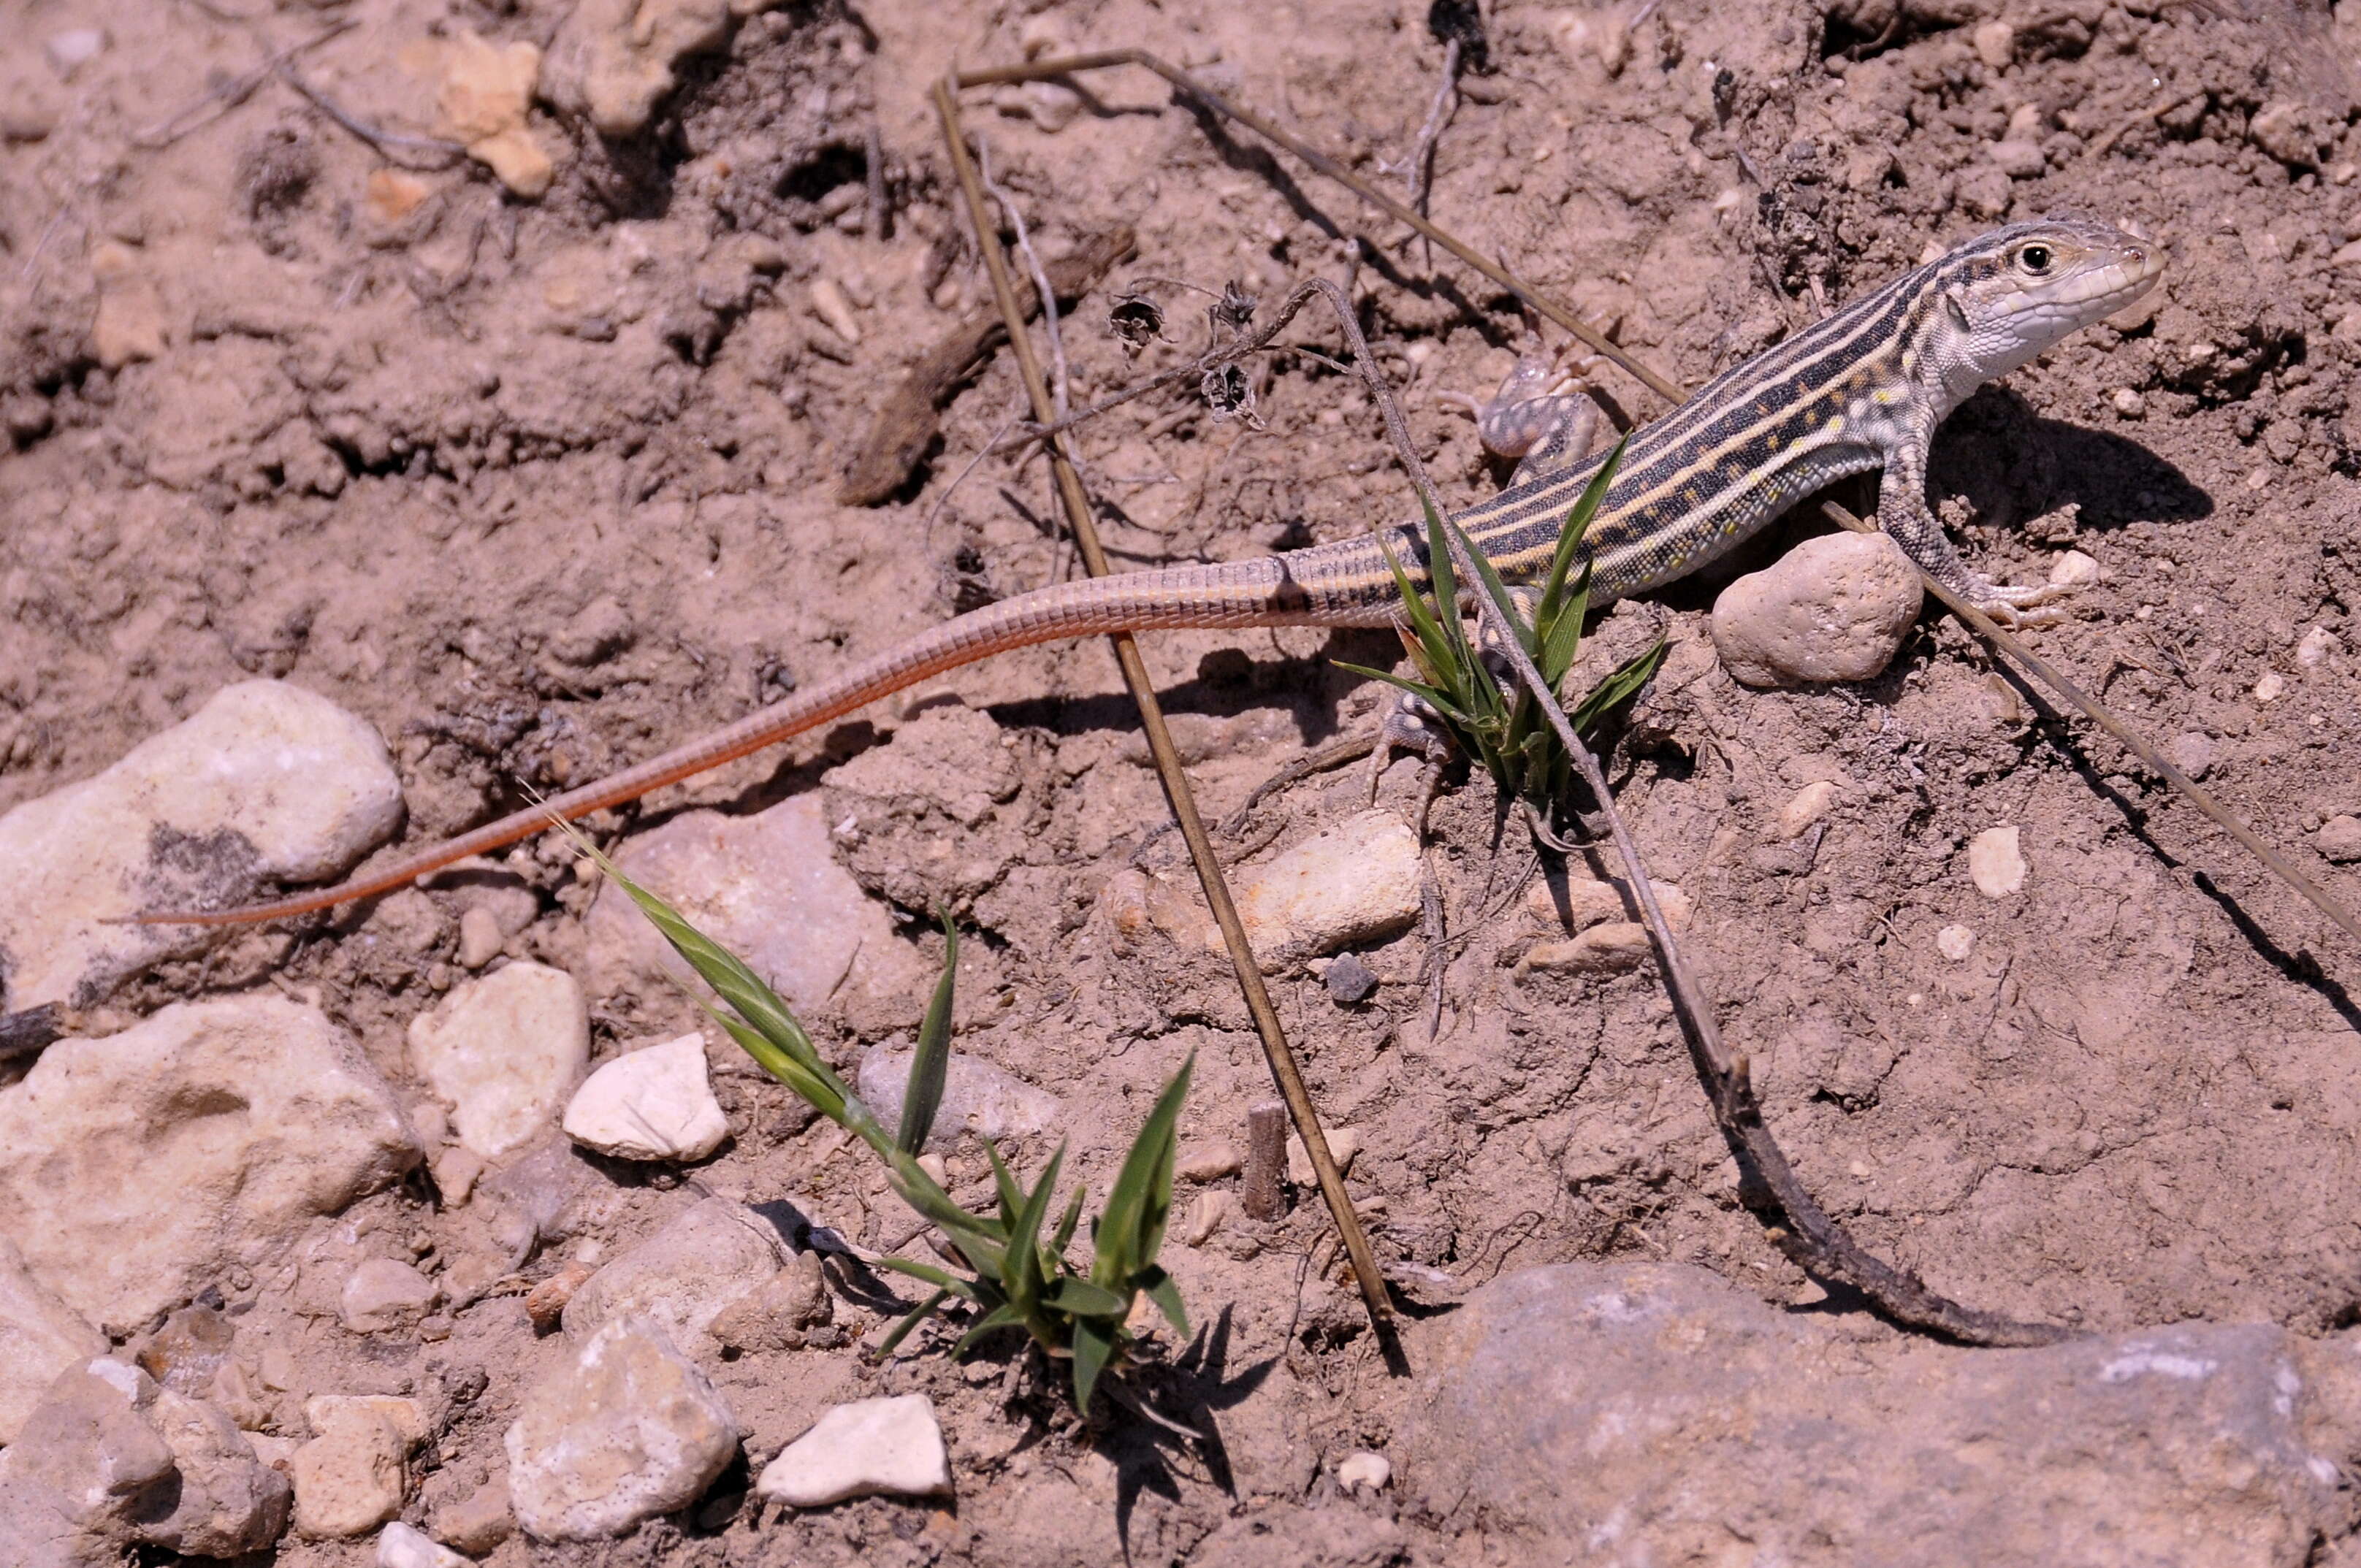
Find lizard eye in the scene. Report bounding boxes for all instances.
[2018,243,2053,275]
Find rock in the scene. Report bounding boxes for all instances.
[1523,870,1693,934]
[2249,101,2322,167]
[0,680,403,1011]
[141,1382,293,1556]
[505,1317,740,1541]
[340,1258,442,1334]
[563,1196,788,1349]
[2048,548,2101,586]
[1969,18,2014,66]
[1234,811,1422,968]
[1336,1450,1392,1493]
[2319,816,2361,865]
[2167,731,2218,781]
[856,1045,1061,1150]
[378,1519,472,1568]
[2297,627,2342,668]
[1935,923,1977,962]
[2111,387,2146,418]
[1402,1261,2351,1564]
[45,28,105,74]
[408,962,589,1160]
[1967,825,2027,898]
[581,795,928,1023]
[562,1033,728,1162]
[0,1236,106,1445]
[546,0,762,139]
[1178,1141,1243,1183]
[1988,138,2048,179]
[526,1261,598,1334]
[754,1393,951,1507]
[1286,1128,1360,1188]
[1777,780,1838,839]
[430,1475,514,1553]
[707,1252,832,1353]
[291,1395,422,1539]
[1711,532,1922,688]
[1182,1190,1235,1247]
[437,31,552,198]
[89,241,167,368]
[2254,671,2285,703]
[456,906,503,968]
[1519,922,1652,975]
[0,995,416,1334]
[1323,950,1381,1003]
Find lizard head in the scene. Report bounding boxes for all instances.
[1931,217,2165,383]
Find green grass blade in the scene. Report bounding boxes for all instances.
[897,915,959,1155]
[1001,1144,1066,1321]
[1139,1266,1190,1339]
[1044,1276,1129,1317]
[983,1141,1024,1231]
[1533,438,1625,626]
[874,1288,950,1359]
[1443,507,1533,662]
[1050,1181,1086,1261]
[1093,1054,1194,1288]
[1330,664,1471,726]
[871,1255,980,1301]
[1071,1313,1118,1414]
[1569,636,1671,735]
[951,1301,1029,1358]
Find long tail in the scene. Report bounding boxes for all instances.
[136,554,1387,926]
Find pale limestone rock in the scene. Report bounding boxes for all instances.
[562,1196,787,1349]
[1178,1141,1242,1183]
[340,1258,442,1334]
[378,1518,473,1568]
[545,0,775,139]
[291,1396,419,1539]
[2297,627,2342,668]
[408,962,588,1160]
[1337,1450,1392,1493]
[581,795,927,1020]
[141,1382,293,1556]
[456,905,504,968]
[1403,1262,2353,1564]
[0,1236,106,1445]
[0,680,403,1011]
[1235,811,1422,968]
[1968,825,2028,898]
[438,31,552,198]
[505,1317,740,1541]
[88,241,165,368]
[1519,922,1652,975]
[1710,532,1922,689]
[857,1045,1060,1150]
[755,1394,950,1507]
[2048,549,2101,588]
[562,1033,728,1162]
[1776,780,1839,839]
[1285,1128,1361,1188]
[2249,102,2323,167]
[0,995,417,1334]
[1970,18,2015,66]
[1935,923,1977,961]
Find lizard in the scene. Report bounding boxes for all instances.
[137,216,2164,929]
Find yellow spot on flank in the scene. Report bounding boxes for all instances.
[1826,416,1846,436]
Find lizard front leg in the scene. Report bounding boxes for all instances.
[1439,341,1611,485]
[1878,429,2072,628]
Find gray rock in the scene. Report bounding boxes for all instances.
[856,1045,1061,1151]
[1710,532,1923,689]
[1402,1262,2352,1567]
[0,995,419,1334]
[2319,815,2361,865]
[505,1317,740,1541]
[408,961,589,1160]
[142,1382,293,1556]
[581,796,929,1023]
[0,1236,107,1445]
[563,1196,788,1350]
[1323,952,1380,1004]
[0,680,403,1011]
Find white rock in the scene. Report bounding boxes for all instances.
[378,1519,472,1568]
[44,28,106,74]
[1338,1450,1393,1493]
[2297,627,2341,667]
[1286,1128,1361,1188]
[1969,18,2014,66]
[505,1317,740,1541]
[1935,924,1977,962]
[581,795,928,1019]
[1777,780,1839,839]
[1711,532,1923,689]
[1967,826,2027,899]
[562,1196,788,1349]
[2166,731,2217,781]
[0,681,403,1011]
[0,1236,106,1445]
[340,1258,442,1335]
[857,1046,1061,1150]
[2254,672,2285,703]
[562,1033,728,1162]
[291,1396,420,1539]
[2048,549,2100,588]
[755,1393,950,1507]
[0,995,417,1335]
[1235,811,1423,968]
[408,961,589,1159]
[456,906,504,968]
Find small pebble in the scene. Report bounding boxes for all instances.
[1519,922,1652,974]
[2297,627,2341,668]
[1176,1141,1242,1183]
[2166,731,2217,781]
[1935,924,1977,962]
[1777,781,1839,840]
[2319,816,2361,864]
[1970,19,2015,67]
[45,27,106,74]
[2110,389,2146,418]
[378,1519,470,1568]
[2254,672,2285,703]
[808,280,862,344]
[340,1258,442,1335]
[561,1033,728,1163]
[1711,532,1921,688]
[1286,1128,1362,1188]
[524,1261,597,1335]
[2047,550,2099,588]
[1324,951,1380,1003]
[1337,1450,1393,1494]
[456,906,503,969]
[1988,139,2047,180]
[1967,826,2027,899]
[1183,1190,1235,1247]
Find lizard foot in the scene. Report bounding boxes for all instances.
[1962,575,2078,630]
[1368,690,1456,803]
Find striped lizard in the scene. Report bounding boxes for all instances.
[140,217,2163,928]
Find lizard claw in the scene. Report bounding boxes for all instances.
[1964,575,2078,629]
